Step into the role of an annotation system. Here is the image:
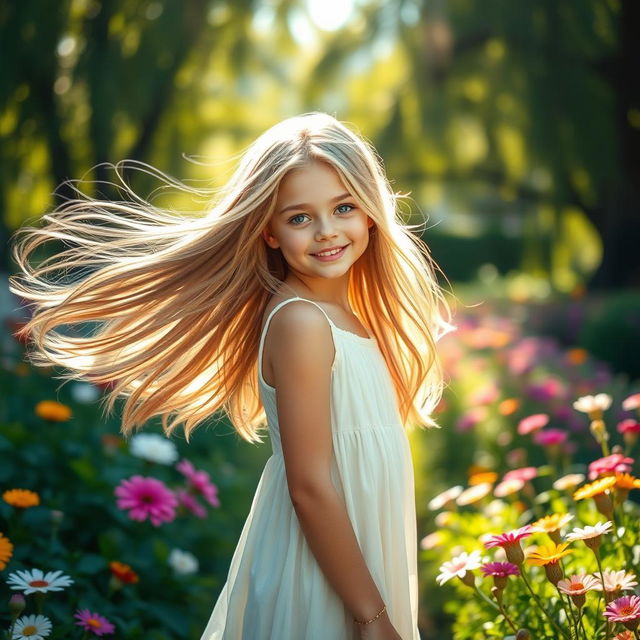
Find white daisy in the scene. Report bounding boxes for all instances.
[129,433,178,465]
[565,521,613,542]
[428,485,463,510]
[436,549,483,586]
[12,614,52,639]
[168,548,198,575]
[5,569,73,594]
[572,393,612,416]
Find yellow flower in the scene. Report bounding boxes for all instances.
[573,476,616,501]
[35,400,72,422]
[531,513,573,534]
[527,542,573,566]
[2,489,40,508]
[0,532,14,570]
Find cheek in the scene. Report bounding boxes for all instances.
[280,230,310,253]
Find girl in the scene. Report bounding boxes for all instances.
[9,112,456,639]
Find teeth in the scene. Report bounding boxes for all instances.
[315,246,344,257]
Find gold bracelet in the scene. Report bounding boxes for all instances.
[353,604,386,625]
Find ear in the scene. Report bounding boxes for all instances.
[262,227,280,249]
[367,217,375,230]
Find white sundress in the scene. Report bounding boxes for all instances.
[200,296,421,640]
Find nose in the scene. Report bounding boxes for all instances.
[314,216,338,240]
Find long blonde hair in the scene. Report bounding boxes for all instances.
[9,112,457,443]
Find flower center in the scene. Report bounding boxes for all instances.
[570,583,584,591]
[22,626,37,636]
[88,618,102,628]
[618,605,634,616]
[28,580,49,588]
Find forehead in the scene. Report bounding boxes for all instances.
[275,161,347,204]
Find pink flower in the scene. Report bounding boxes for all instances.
[503,466,538,483]
[480,561,520,578]
[518,413,549,435]
[618,420,640,435]
[176,489,206,518]
[533,428,568,446]
[588,454,634,481]
[603,595,640,628]
[175,459,220,507]
[114,475,177,526]
[456,406,489,432]
[74,609,115,636]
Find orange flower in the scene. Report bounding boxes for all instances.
[498,398,520,416]
[615,473,640,490]
[0,532,14,570]
[566,348,588,365]
[573,476,617,501]
[35,400,72,422]
[2,489,40,508]
[469,471,498,486]
[109,561,139,584]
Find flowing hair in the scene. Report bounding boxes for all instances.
[9,111,457,443]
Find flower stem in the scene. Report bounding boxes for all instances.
[519,570,571,640]
[593,549,610,640]
[472,583,500,611]
[559,592,581,640]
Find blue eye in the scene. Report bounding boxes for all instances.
[288,214,308,225]
[287,204,355,226]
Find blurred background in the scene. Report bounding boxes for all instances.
[1,1,639,638]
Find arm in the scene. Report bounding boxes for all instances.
[269,302,388,624]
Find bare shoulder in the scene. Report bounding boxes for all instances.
[268,299,335,373]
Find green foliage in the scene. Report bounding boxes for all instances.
[578,292,640,381]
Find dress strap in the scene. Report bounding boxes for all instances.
[258,297,335,388]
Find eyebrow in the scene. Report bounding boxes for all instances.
[278,192,352,216]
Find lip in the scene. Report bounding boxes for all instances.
[311,244,349,261]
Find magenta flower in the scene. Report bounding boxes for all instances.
[484,525,533,565]
[484,525,533,550]
[114,475,177,526]
[603,595,640,630]
[503,466,538,483]
[480,561,520,578]
[533,428,568,446]
[588,453,634,481]
[176,488,207,518]
[74,609,115,636]
[517,413,549,435]
[618,420,640,434]
[175,459,220,507]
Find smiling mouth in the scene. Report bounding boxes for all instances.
[311,244,349,257]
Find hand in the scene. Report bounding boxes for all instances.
[354,609,403,640]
